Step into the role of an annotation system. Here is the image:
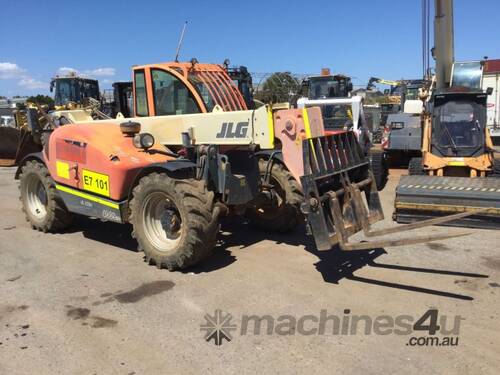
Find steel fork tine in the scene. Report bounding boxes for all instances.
[340,232,470,251]
[363,209,484,237]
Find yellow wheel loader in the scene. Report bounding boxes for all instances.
[0,76,102,166]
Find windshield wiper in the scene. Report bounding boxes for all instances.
[442,124,458,153]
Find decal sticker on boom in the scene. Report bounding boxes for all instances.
[82,169,110,197]
[216,122,249,138]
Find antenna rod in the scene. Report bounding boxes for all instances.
[174,21,188,62]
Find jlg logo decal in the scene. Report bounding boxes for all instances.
[216,122,249,138]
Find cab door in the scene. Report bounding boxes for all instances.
[133,66,204,117]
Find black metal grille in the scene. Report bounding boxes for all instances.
[302,132,367,177]
[300,132,382,251]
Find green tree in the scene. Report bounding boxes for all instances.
[26,95,55,109]
[254,72,300,104]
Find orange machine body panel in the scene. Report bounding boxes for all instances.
[45,123,173,201]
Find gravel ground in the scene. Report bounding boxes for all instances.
[0,166,499,374]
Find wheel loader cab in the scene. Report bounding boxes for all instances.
[51,77,100,107]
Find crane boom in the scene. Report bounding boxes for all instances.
[433,0,454,88]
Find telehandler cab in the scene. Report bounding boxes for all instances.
[16,60,470,270]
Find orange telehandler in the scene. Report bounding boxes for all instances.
[15,60,471,270]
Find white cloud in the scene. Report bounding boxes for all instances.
[0,62,47,91]
[57,66,79,76]
[56,66,116,78]
[87,67,115,77]
[18,76,48,90]
[0,62,25,79]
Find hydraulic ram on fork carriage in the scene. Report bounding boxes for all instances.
[299,132,475,251]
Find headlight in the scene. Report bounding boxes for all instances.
[133,133,155,150]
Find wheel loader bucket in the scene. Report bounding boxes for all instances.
[395,175,500,229]
[0,126,21,165]
[0,127,41,167]
[299,133,473,251]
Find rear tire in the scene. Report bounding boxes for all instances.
[247,158,303,232]
[408,157,425,175]
[19,160,73,232]
[129,173,219,270]
[368,149,388,190]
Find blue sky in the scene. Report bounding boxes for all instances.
[1,0,499,96]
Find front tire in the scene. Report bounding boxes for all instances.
[248,158,303,233]
[490,157,500,177]
[408,157,425,175]
[129,173,219,270]
[19,160,73,232]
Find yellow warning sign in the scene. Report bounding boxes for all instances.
[56,161,70,179]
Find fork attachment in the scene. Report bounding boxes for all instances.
[299,133,472,251]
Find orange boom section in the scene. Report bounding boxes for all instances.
[45,123,173,201]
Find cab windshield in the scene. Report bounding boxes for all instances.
[433,99,485,156]
[54,79,99,106]
[405,87,420,100]
[316,103,353,130]
[54,79,76,105]
[309,77,340,99]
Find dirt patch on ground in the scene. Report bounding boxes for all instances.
[66,307,90,320]
[114,280,175,304]
[90,316,118,328]
[482,257,500,271]
[426,243,451,251]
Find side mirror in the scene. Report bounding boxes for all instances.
[486,87,494,95]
